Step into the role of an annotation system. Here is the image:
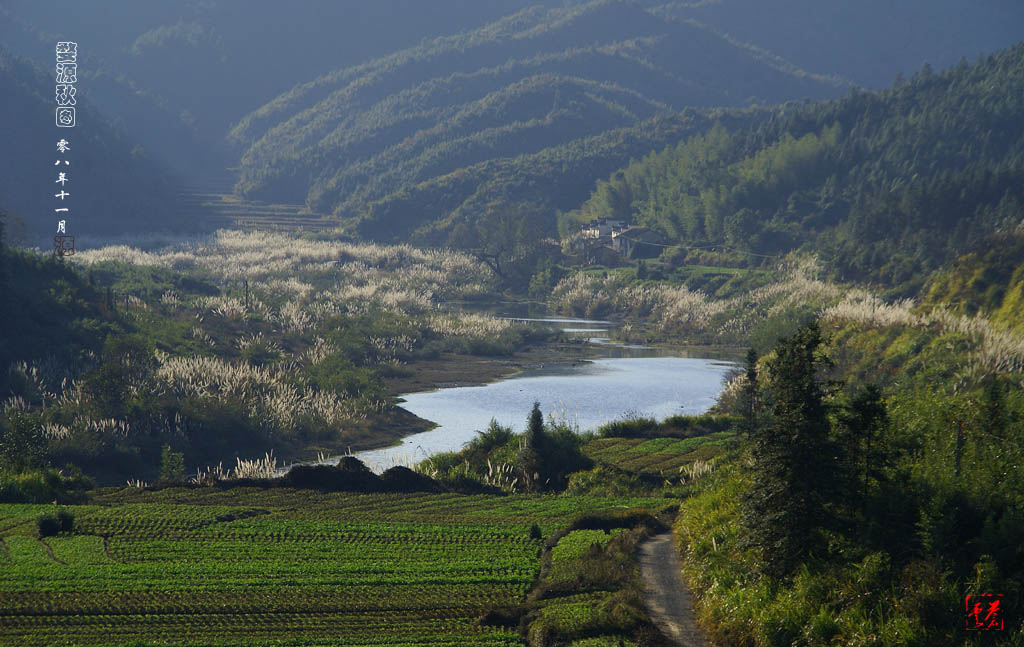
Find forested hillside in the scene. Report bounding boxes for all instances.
[362,109,760,245]
[5,0,1021,239]
[0,49,187,240]
[230,0,841,240]
[572,43,1024,291]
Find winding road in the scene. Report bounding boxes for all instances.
[638,532,714,647]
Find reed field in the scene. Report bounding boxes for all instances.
[2,230,553,483]
[552,252,1024,386]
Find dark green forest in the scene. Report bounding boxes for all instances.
[573,44,1024,291]
[0,0,547,183]
[677,316,1024,645]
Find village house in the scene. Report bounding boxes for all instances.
[611,226,666,258]
[581,218,626,239]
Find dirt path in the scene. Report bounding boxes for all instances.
[639,532,713,647]
[38,538,67,565]
[102,536,118,562]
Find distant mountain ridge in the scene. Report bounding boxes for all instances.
[654,0,1024,89]
[231,0,843,240]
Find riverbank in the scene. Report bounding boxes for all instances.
[274,341,599,467]
[358,355,737,470]
[384,339,745,396]
[382,342,597,395]
[282,337,743,470]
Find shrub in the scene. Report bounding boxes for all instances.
[57,509,74,533]
[283,463,380,492]
[0,412,48,471]
[159,444,186,482]
[337,456,372,472]
[597,416,659,438]
[0,468,93,504]
[566,466,651,497]
[37,513,61,538]
[465,420,515,455]
[379,466,442,492]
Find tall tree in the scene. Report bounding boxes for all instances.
[0,412,47,472]
[835,384,888,507]
[526,401,545,452]
[739,347,760,438]
[742,322,838,578]
[470,202,555,291]
[518,401,547,492]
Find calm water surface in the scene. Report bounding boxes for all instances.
[355,356,735,470]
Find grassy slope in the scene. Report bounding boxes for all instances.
[1,232,562,485]
[922,234,1024,331]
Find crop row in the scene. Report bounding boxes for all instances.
[537,592,613,635]
[0,491,670,646]
[551,530,624,564]
[2,611,522,646]
[1,569,537,594]
[0,583,526,615]
[90,489,671,524]
[583,435,732,474]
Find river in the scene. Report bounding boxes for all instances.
[349,315,736,471]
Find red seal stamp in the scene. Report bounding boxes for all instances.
[966,593,1004,631]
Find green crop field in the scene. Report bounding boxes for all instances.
[582,432,733,476]
[0,488,669,647]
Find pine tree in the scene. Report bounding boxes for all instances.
[519,402,547,492]
[526,401,545,452]
[739,348,759,438]
[980,377,1008,439]
[835,384,888,507]
[742,322,838,578]
[159,444,186,482]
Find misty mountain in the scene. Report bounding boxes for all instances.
[0,49,187,240]
[229,0,841,240]
[0,0,544,181]
[657,0,1024,89]
[3,0,1021,240]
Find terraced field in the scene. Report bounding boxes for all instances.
[582,432,734,476]
[178,184,338,233]
[0,489,669,646]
